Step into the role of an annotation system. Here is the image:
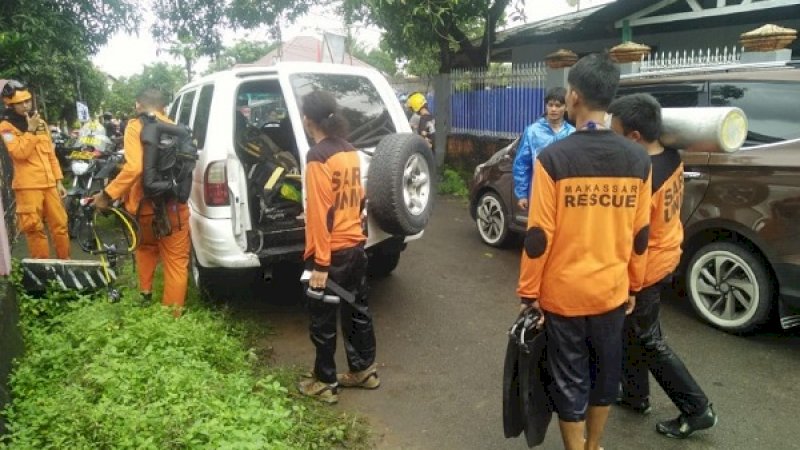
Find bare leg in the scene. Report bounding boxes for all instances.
[584,406,610,450]
[558,420,585,450]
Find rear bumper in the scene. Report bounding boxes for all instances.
[189,213,260,269]
[773,262,800,329]
[190,212,418,270]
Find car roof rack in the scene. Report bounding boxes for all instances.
[621,60,795,80]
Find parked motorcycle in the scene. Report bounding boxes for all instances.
[63,133,124,238]
[50,126,70,171]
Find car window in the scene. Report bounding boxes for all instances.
[236,79,287,128]
[178,90,196,126]
[235,79,296,155]
[192,84,214,149]
[710,81,800,143]
[618,83,706,108]
[289,73,396,148]
[167,98,180,121]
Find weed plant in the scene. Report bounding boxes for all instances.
[438,167,469,197]
[0,263,369,449]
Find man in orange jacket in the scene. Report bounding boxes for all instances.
[93,87,190,315]
[608,93,717,439]
[0,80,69,259]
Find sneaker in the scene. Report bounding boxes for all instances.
[616,396,652,415]
[297,377,338,404]
[656,404,718,439]
[337,363,381,389]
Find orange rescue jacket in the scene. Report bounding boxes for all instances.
[303,137,366,271]
[517,130,652,316]
[0,117,62,189]
[642,148,683,288]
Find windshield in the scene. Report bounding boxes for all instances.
[290,73,396,148]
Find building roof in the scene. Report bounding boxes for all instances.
[253,36,373,69]
[488,0,800,61]
[495,4,607,47]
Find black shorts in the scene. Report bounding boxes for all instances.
[545,305,626,422]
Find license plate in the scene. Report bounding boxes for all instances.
[69,150,95,160]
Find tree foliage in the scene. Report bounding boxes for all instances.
[227,0,317,37]
[342,0,525,73]
[0,0,140,123]
[104,63,187,118]
[348,41,398,77]
[150,0,230,81]
[205,40,277,74]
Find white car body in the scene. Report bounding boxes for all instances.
[169,63,425,274]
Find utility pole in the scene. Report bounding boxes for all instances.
[75,68,83,102]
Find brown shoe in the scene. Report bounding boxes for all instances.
[297,377,338,404]
[337,363,380,389]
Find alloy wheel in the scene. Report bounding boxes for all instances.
[689,249,760,329]
[476,193,507,246]
[402,153,431,216]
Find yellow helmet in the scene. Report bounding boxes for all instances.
[406,92,427,113]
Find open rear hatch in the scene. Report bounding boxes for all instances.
[233,79,306,258]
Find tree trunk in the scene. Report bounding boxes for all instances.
[184,56,194,82]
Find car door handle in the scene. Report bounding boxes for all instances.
[683,171,704,179]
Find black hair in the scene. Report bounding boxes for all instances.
[544,87,567,104]
[301,90,349,139]
[607,93,662,142]
[567,53,620,110]
[136,87,166,110]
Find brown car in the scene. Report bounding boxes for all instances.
[469,62,800,334]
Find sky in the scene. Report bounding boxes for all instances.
[92,0,616,78]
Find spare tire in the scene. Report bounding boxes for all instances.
[367,133,435,235]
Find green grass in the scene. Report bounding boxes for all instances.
[1,262,371,449]
[438,167,470,198]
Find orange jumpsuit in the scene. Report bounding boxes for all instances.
[104,112,190,310]
[0,117,69,259]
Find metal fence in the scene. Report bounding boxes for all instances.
[450,63,547,139]
[391,45,758,139]
[638,46,745,75]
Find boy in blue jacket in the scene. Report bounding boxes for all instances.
[512,87,575,210]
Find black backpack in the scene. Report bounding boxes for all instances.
[139,114,198,203]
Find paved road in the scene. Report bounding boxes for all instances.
[221,195,800,450]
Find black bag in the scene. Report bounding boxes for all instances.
[238,128,301,223]
[503,308,553,447]
[139,114,198,203]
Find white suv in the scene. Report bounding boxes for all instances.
[169,63,435,299]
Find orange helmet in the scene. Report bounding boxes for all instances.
[1,80,32,105]
[406,92,427,113]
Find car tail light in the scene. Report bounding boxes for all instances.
[204,161,230,206]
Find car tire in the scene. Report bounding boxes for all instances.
[475,191,512,247]
[686,242,773,334]
[367,248,401,278]
[367,133,435,236]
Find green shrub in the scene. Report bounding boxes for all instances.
[1,274,368,449]
[438,167,469,197]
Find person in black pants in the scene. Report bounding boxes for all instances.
[296,90,378,404]
[608,93,717,439]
